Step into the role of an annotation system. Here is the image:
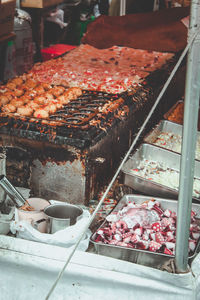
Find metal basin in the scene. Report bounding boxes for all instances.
[44,203,83,234]
[90,195,200,269]
[121,143,200,201]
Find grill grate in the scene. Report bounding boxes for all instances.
[0,90,134,148]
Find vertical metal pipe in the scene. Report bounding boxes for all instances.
[175,0,200,272]
[153,0,159,11]
[120,0,126,16]
[16,0,20,9]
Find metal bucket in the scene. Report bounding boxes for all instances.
[44,203,83,234]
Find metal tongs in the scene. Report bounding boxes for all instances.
[0,175,27,208]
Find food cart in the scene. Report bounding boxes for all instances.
[0,1,200,299]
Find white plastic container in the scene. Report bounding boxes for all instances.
[0,207,15,235]
[17,197,50,233]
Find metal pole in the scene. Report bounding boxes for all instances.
[153,0,159,11]
[16,0,20,9]
[120,0,126,16]
[175,0,200,272]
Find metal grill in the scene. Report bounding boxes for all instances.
[0,90,134,148]
[0,56,186,203]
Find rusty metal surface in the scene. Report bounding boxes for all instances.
[31,158,86,204]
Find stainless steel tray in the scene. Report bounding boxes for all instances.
[163,100,184,124]
[144,120,200,161]
[121,143,200,201]
[164,100,200,131]
[90,194,200,269]
[144,120,183,143]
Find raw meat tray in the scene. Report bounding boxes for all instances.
[121,143,200,201]
[90,194,200,269]
[143,120,200,161]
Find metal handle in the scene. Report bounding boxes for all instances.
[0,175,27,208]
[32,218,47,230]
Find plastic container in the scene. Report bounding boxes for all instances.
[17,197,50,233]
[14,9,33,76]
[3,40,17,81]
[0,207,15,235]
[41,44,77,61]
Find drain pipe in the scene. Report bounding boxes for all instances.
[175,0,200,272]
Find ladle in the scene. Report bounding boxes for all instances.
[0,175,27,208]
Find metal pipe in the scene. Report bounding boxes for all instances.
[16,0,20,9]
[153,0,159,11]
[175,0,200,272]
[120,0,126,16]
[0,175,27,208]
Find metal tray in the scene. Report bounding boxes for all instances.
[121,143,200,201]
[164,100,200,131]
[90,194,200,269]
[163,100,184,124]
[144,120,200,161]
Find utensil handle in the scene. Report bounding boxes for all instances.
[0,175,27,207]
[32,218,47,230]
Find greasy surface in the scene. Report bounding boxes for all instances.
[30,45,174,94]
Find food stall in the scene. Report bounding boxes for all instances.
[0,45,185,204]
[0,0,200,299]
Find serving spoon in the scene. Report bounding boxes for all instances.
[0,175,31,209]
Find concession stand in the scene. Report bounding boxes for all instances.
[0,45,185,204]
[0,3,190,205]
[0,0,200,299]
